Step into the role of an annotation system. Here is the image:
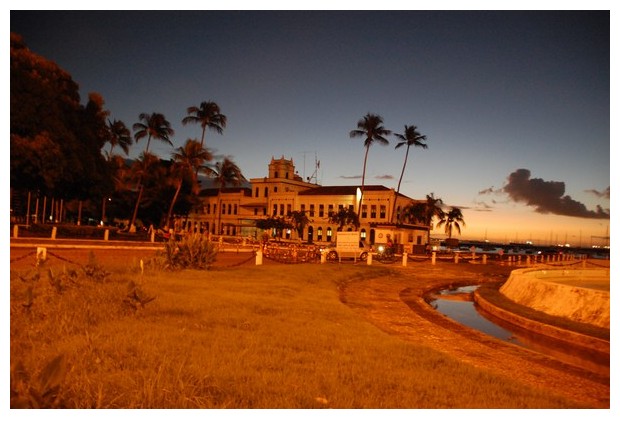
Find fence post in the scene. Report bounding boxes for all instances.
[255,249,263,265]
[151,229,155,243]
[402,252,407,267]
[321,251,326,264]
[454,253,459,264]
[367,252,373,265]
[51,226,57,240]
[13,224,18,238]
[104,229,110,241]
[482,254,487,265]
[432,252,436,265]
[36,247,47,265]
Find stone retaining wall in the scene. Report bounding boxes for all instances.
[499,268,610,329]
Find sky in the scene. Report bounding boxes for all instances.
[8,5,613,246]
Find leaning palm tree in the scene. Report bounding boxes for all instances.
[106,119,133,159]
[394,125,427,193]
[128,151,161,232]
[132,112,174,154]
[349,113,391,215]
[211,157,245,235]
[437,206,466,239]
[182,100,227,148]
[164,139,214,230]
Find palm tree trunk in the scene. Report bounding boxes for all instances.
[144,136,152,154]
[357,144,370,216]
[165,181,183,231]
[200,126,206,149]
[392,145,411,224]
[129,182,144,232]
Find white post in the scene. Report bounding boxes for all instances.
[367,252,373,265]
[402,252,407,267]
[104,229,109,241]
[36,247,47,264]
[256,249,263,265]
[13,224,18,238]
[482,254,487,265]
[432,252,436,265]
[51,226,57,240]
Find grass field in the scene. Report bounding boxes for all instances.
[9,248,587,411]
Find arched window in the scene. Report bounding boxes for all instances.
[326,227,333,242]
[360,229,367,241]
[317,227,323,241]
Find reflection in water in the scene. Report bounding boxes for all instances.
[430,285,609,376]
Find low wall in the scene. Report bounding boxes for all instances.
[499,268,610,329]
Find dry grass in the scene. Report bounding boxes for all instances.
[10,254,582,410]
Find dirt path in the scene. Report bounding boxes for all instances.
[339,262,610,408]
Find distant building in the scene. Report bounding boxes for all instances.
[183,156,429,249]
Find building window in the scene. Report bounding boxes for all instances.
[361,229,367,241]
[287,204,292,216]
[328,204,334,217]
[370,205,377,219]
[206,204,211,215]
[255,187,259,197]
[234,204,238,215]
[309,204,315,217]
[317,227,323,241]
[228,204,232,215]
[222,204,226,214]
[380,205,386,219]
[273,204,277,216]
[254,208,258,216]
[264,188,268,197]
[285,172,289,179]
[348,205,354,211]
[280,204,284,216]
[338,204,344,211]
[263,208,267,215]
[274,172,279,178]
[274,186,278,193]
[301,204,306,213]
[319,204,324,217]
[361,204,368,219]
[326,227,333,242]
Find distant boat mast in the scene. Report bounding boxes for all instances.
[302,151,320,185]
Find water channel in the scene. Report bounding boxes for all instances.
[428,285,609,376]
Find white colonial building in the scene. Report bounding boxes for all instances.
[183,156,429,251]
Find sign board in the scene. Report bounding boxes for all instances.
[373,229,392,244]
[336,231,360,253]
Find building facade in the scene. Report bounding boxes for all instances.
[183,156,429,249]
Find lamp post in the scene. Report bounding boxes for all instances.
[101,197,111,226]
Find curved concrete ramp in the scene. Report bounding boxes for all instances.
[499,268,610,329]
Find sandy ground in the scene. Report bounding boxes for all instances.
[9,247,610,408]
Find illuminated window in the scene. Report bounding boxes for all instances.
[380,205,386,219]
[361,204,368,219]
[370,205,377,219]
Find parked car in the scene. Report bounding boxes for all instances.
[322,241,370,261]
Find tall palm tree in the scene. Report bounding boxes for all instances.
[128,151,161,232]
[133,112,174,154]
[288,210,311,240]
[182,100,227,148]
[106,119,132,158]
[349,113,391,215]
[437,206,466,239]
[165,139,214,230]
[211,157,245,235]
[394,125,427,193]
[403,193,445,245]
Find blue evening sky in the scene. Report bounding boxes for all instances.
[9,5,613,244]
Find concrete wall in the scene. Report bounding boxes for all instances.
[499,268,610,329]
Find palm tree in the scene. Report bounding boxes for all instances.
[394,124,427,191]
[133,112,174,154]
[349,113,391,215]
[437,207,466,239]
[106,119,132,158]
[211,157,245,235]
[328,206,360,231]
[128,151,161,232]
[182,101,227,148]
[165,139,214,230]
[403,193,445,245]
[288,210,311,240]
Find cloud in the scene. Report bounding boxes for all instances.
[585,186,610,199]
[339,175,362,179]
[503,169,609,219]
[374,174,394,180]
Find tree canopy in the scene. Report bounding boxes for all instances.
[10,32,111,201]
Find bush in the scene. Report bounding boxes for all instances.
[156,233,218,270]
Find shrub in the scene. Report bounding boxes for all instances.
[156,233,218,270]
